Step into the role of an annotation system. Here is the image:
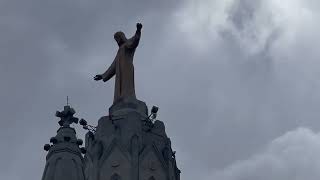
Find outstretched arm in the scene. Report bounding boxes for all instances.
[101,59,116,82]
[94,59,116,82]
[126,23,142,49]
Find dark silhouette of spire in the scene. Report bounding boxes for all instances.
[42,105,85,180]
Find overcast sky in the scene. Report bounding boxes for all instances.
[1,0,320,180]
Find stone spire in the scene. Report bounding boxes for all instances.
[41,105,86,180]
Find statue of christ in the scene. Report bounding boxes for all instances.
[94,23,142,103]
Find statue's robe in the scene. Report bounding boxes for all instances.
[101,31,141,103]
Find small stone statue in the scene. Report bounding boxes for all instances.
[94,23,142,103]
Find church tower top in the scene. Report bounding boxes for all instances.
[41,105,86,180]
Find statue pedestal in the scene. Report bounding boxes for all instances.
[109,97,148,117]
[84,98,180,180]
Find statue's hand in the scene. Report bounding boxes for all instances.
[136,23,142,31]
[94,75,103,81]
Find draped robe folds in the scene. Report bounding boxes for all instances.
[101,30,141,103]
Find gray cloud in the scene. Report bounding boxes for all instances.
[170,0,320,174]
[211,128,320,180]
[1,0,320,180]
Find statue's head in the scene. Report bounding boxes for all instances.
[114,31,127,46]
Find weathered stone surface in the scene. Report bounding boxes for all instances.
[84,99,180,180]
[42,101,180,180]
[109,96,148,117]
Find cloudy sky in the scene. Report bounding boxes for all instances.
[1,0,320,179]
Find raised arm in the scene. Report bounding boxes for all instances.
[126,23,142,49]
